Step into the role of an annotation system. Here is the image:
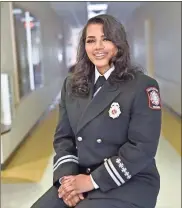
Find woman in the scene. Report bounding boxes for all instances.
[32,14,161,208]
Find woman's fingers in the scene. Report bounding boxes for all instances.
[65,190,78,201]
[63,194,82,207]
[58,184,75,198]
[78,193,85,200]
[62,177,74,185]
[63,198,73,207]
[70,195,81,206]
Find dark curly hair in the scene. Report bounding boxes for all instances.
[70,14,142,97]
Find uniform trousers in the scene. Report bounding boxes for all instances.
[31,185,139,208]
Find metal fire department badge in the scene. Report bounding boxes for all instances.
[109,102,121,119]
[146,87,161,110]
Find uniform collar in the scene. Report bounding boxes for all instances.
[94,65,115,83]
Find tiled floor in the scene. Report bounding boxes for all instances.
[1,136,181,208]
[1,156,53,208]
[155,137,181,208]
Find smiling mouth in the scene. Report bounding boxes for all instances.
[94,52,108,60]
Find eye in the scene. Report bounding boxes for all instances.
[103,37,110,41]
[86,39,95,43]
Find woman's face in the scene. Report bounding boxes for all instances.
[85,23,118,73]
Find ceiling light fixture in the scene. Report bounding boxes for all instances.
[87,2,108,20]
[87,3,108,12]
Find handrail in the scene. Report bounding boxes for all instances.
[155,73,180,85]
[154,74,181,119]
[162,102,181,119]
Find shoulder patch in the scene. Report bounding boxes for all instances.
[146,87,161,110]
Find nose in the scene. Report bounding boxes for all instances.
[94,40,105,50]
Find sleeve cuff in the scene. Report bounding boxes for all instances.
[90,174,99,189]
[59,177,63,184]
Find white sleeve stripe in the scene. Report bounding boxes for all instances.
[108,159,125,184]
[104,161,121,186]
[54,155,78,168]
[53,158,78,172]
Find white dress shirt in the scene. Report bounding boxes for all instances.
[94,65,115,83]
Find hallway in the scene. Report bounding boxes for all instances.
[1,2,181,208]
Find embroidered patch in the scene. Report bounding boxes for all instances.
[108,102,121,119]
[146,87,161,110]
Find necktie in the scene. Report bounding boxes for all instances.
[93,76,106,96]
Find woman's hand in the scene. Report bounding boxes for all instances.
[58,174,94,200]
[62,193,84,207]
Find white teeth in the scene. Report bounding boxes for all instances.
[95,54,104,57]
[94,52,107,59]
[95,53,105,57]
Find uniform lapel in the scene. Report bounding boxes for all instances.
[74,74,95,130]
[76,79,123,134]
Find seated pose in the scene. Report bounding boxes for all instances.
[31,14,162,208]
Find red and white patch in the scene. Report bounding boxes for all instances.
[146,87,161,110]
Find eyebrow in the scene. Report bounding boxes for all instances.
[86,35,105,39]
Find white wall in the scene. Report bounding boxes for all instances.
[1,3,16,72]
[1,2,71,164]
[125,2,181,115]
[65,27,83,68]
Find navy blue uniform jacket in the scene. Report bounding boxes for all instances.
[53,71,162,208]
